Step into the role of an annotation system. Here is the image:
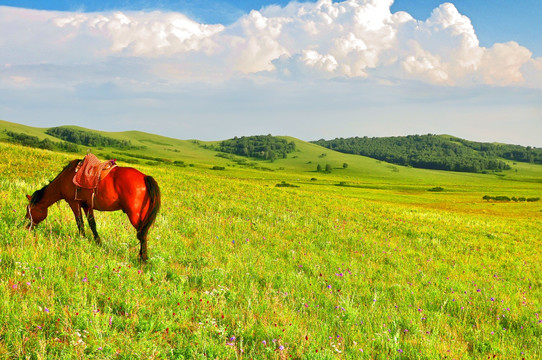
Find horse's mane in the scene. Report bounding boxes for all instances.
[29,159,80,205]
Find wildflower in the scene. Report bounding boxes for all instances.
[229,336,236,341]
[491,298,495,301]
[82,277,88,283]
[398,349,403,353]
[262,340,267,345]
[327,285,331,289]
[279,345,284,351]
[44,308,50,313]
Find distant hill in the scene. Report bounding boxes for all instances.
[312,134,542,173]
[215,134,296,161]
[2,119,541,176]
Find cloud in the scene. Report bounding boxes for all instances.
[0,1,541,88]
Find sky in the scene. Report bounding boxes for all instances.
[1,0,541,146]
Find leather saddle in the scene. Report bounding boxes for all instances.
[73,153,116,190]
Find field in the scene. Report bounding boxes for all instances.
[0,127,541,358]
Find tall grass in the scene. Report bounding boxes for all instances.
[0,142,541,359]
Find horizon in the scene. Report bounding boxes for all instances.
[1,0,541,147]
[3,118,541,149]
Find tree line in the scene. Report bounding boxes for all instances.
[218,135,296,161]
[46,127,133,149]
[312,134,519,173]
[4,130,79,152]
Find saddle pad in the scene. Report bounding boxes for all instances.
[73,154,111,189]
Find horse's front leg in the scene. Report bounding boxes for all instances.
[83,206,101,245]
[67,201,85,237]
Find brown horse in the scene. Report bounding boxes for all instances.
[25,159,161,262]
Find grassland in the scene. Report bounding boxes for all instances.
[0,122,541,359]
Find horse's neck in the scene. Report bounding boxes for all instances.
[37,181,62,209]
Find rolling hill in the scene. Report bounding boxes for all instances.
[2,118,542,198]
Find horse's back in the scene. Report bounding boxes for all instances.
[94,166,148,211]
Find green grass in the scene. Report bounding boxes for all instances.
[0,126,541,358]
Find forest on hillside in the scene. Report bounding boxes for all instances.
[311,135,531,173]
[46,127,133,149]
[3,130,79,152]
[218,135,296,161]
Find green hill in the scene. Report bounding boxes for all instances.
[2,119,542,201]
[312,134,542,173]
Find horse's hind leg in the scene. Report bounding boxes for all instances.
[137,231,148,263]
[68,201,85,237]
[83,206,101,245]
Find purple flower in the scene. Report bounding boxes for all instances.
[82,277,88,283]
[229,336,236,341]
[279,345,284,351]
[398,349,403,353]
[44,307,50,313]
[262,340,267,345]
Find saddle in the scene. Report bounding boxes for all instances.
[73,154,116,204]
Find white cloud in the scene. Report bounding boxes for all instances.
[1,2,540,87]
[0,0,538,126]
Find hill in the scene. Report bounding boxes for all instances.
[2,119,542,196]
[312,134,542,173]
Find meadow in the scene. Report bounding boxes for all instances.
[0,135,541,359]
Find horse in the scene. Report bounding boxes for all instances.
[25,158,161,262]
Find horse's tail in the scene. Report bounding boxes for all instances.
[137,176,161,238]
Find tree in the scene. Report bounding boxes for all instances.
[316,164,322,172]
[343,163,348,169]
[325,164,332,173]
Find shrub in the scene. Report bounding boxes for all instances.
[275,181,299,188]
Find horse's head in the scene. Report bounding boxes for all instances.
[25,194,48,228]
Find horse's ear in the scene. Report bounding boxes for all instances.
[26,194,32,201]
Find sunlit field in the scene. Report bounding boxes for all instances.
[0,141,541,359]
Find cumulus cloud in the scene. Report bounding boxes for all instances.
[0,1,540,87]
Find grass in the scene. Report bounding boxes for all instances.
[0,128,541,358]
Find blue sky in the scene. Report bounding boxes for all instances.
[0,0,541,146]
